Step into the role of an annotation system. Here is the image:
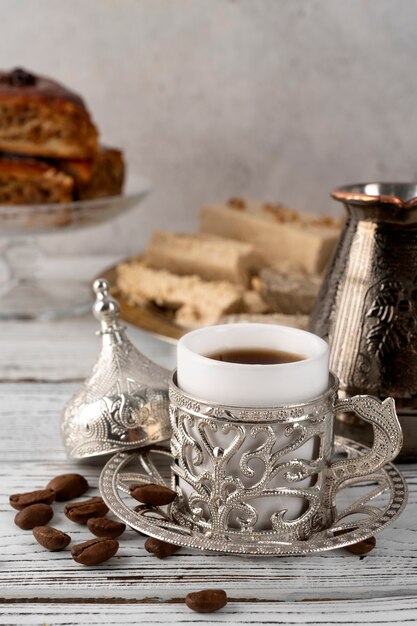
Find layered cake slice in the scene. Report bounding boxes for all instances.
[56,146,125,200]
[144,230,257,286]
[117,260,243,328]
[0,156,73,204]
[0,68,98,159]
[0,145,124,204]
[200,198,341,275]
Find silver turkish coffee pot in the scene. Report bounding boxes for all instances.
[310,182,417,459]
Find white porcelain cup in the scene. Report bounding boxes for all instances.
[174,323,330,527]
[177,323,329,406]
[170,323,401,539]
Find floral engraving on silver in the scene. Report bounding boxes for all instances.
[309,183,417,456]
[99,442,408,557]
[168,373,403,543]
[61,279,171,459]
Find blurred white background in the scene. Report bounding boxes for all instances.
[0,0,416,255]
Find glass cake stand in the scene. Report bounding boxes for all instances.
[0,174,151,320]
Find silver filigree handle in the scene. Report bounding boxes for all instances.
[325,395,403,510]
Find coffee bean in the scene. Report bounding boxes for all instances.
[345,536,376,555]
[144,537,180,559]
[87,517,126,539]
[64,497,108,524]
[185,589,227,613]
[14,503,53,530]
[10,488,55,510]
[334,528,376,555]
[129,483,176,506]
[33,526,71,551]
[46,473,89,501]
[71,537,119,566]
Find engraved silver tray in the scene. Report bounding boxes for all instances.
[100,438,407,557]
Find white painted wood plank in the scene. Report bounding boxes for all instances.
[0,379,177,462]
[0,301,414,616]
[1,597,417,625]
[0,319,176,382]
[0,255,176,382]
[0,382,415,603]
[0,319,100,382]
[0,460,415,601]
[0,383,78,461]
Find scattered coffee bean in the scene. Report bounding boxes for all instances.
[46,473,89,501]
[71,537,119,566]
[10,488,55,510]
[14,503,53,530]
[64,497,108,524]
[345,536,376,555]
[129,483,176,506]
[185,589,227,613]
[334,528,376,555]
[334,527,356,538]
[87,517,126,539]
[144,536,180,559]
[33,526,71,551]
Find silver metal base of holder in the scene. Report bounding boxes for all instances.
[100,437,407,557]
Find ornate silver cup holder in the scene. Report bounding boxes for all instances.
[100,438,407,557]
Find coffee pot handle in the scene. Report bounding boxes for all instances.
[326,395,402,507]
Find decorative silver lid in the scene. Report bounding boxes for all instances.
[61,279,171,459]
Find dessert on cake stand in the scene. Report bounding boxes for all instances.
[0,173,150,320]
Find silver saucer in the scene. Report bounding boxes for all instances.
[99,437,407,557]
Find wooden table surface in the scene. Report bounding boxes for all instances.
[0,259,416,625]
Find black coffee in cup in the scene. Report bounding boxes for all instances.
[205,348,305,365]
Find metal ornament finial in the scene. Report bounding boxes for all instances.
[93,277,110,296]
[92,278,124,335]
[61,278,172,459]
